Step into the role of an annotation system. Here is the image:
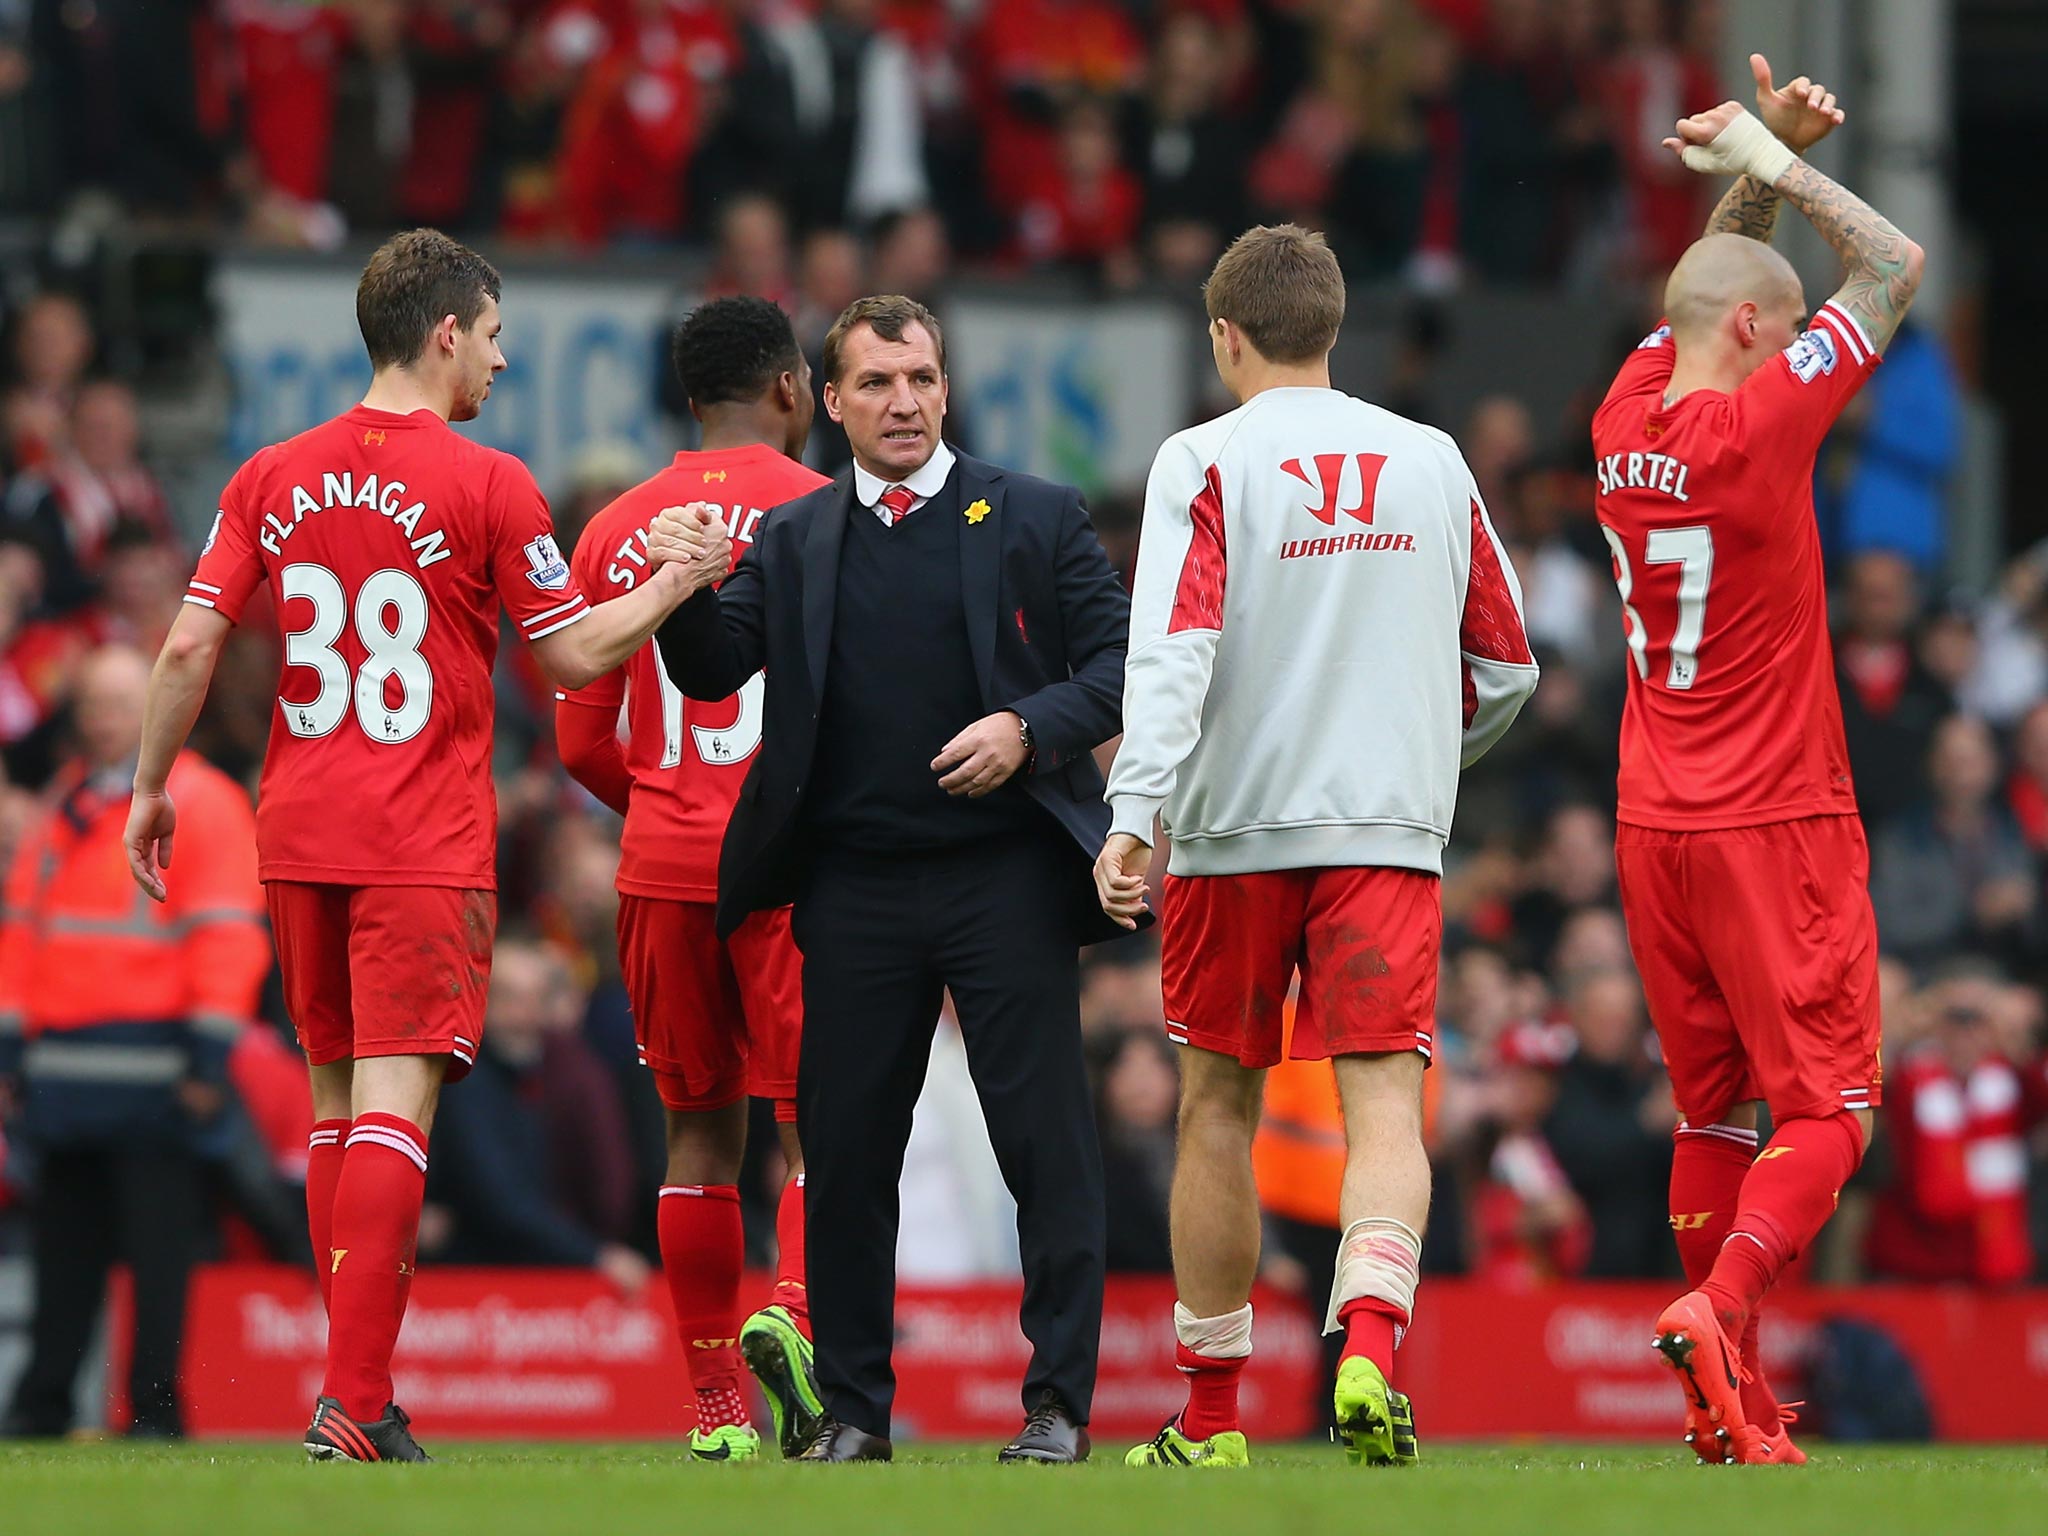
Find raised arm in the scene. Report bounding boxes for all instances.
[1703,54,1844,244]
[1667,96,1924,356]
[1772,161,1925,357]
[1704,177,1784,244]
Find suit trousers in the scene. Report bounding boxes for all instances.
[6,1139,204,1435]
[791,831,1106,1439]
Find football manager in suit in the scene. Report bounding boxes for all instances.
[649,295,1136,1464]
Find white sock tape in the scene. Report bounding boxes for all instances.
[1174,1301,1254,1360]
[1324,1217,1423,1335]
[1680,107,1797,186]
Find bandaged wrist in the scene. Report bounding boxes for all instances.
[1682,107,1798,186]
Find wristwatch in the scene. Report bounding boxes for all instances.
[1015,715,1036,769]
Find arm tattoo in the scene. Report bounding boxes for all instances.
[1772,160,1923,354]
[1706,176,1781,243]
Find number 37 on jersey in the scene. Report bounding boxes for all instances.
[1601,523,1715,691]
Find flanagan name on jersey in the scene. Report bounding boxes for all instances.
[259,471,452,568]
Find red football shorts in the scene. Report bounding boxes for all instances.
[265,882,496,1082]
[1160,866,1441,1069]
[1615,814,1882,1125]
[616,896,802,1112]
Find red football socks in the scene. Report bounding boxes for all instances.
[306,1118,350,1314]
[323,1113,428,1422]
[1669,1124,1780,1430]
[1175,1342,1247,1441]
[1736,1312,1782,1435]
[771,1171,809,1334]
[659,1183,750,1432]
[1669,1123,1756,1285]
[1701,1114,1864,1335]
[1338,1296,1408,1384]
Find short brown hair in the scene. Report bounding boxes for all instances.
[1203,225,1346,364]
[356,229,502,371]
[821,294,945,385]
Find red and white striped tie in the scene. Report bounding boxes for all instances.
[879,484,916,527]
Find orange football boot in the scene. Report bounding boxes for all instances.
[1653,1291,1752,1464]
[1691,1397,1809,1466]
[1757,1403,1808,1465]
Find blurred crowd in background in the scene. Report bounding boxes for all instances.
[5,0,1745,291]
[1,0,2043,1319]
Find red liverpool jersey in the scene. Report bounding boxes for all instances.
[1592,302,1881,829]
[563,443,829,900]
[186,404,590,886]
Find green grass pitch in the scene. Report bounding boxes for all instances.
[2,1441,2041,1536]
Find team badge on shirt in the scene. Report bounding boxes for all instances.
[1785,327,1839,384]
[523,533,571,591]
[202,511,223,555]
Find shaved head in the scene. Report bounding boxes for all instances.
[1658,233,1808,393]
[1666,234,1803,340]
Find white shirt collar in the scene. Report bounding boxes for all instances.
[853,440,956,512]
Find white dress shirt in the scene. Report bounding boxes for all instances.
[853,440,956,524]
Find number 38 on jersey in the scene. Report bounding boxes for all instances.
[280,563,435,741]
[1600,524,1715,691]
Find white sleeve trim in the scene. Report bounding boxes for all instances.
[521,594,589,630]
[1816,302,1874,364]
[525,607,590,641]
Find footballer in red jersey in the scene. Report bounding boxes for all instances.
[121,231,731,1463]
[556,297,827,1463]
[1591,63,1924,1465]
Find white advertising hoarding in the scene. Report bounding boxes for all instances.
[218,262,1194,500]
[942,299,1192,496]
[220,260,680,498]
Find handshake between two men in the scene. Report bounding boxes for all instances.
[648,500,736,579]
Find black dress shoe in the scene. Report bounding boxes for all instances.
[998,1390,1090,1464]
[795,1418,893,1463]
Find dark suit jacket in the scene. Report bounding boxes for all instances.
[656,451,1139,943]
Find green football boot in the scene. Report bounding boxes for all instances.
[688,1422,761,1463]
[1333,1356,1419,1466]
[740,1304,825,1459]
[1124,1420,1251,1468]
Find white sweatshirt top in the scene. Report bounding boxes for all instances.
[1107,386,1539,876]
